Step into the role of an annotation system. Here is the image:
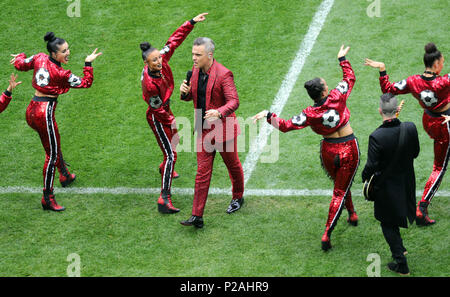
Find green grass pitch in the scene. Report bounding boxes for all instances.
[0,0,448,276]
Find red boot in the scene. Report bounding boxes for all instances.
[157,194,180,214]
[416,202,436,226]
[59,162,76,187]
[347,211,358,226]
[321,228,332,251]
[59,172,76,187]
[42,193,65,212]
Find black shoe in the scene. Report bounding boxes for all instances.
[180,215,204,228]
[226,197,244,214]
[387,262,410,275]
[321,240,332,252]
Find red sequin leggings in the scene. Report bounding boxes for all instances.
[320,134,360,237]
[26,97,68,194]
[420,110,450,204]
[147,113,179,199]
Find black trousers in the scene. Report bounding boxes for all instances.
[380,222,407,264]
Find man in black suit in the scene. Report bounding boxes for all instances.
[362,93,420,275]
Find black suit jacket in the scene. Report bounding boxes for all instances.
[362,119,420,228]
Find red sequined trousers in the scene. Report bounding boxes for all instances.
[192,135,244,217]
[26,97,69,194]
[320,134,360,237]
[147,112,179,199]
[420,110,450,204]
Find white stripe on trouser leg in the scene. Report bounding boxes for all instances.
[152,115,174,195]
[329,138,360,230]
[44,101,58,192]
[424,121,450,202]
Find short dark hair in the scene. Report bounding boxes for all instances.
[380,93,398,116]
[140,42,157,61]
[304,78,325,101]
[423,42,442,68]
[44,32,66,54]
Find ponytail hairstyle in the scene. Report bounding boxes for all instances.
[44,32,66,54]
[140,42,157,61]
[423,42,442,68]
[304,78,325,101]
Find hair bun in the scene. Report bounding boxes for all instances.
[304,81,314,90]
[44,32,56,42]
[425,42,438,54]
[140,42,151,52]
[304,80,321,92]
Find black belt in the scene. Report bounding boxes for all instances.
[323,133,356,143]
[32,96,58,102]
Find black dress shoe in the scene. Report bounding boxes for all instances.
[226,197,244,214]
[387,262,410,275]
[180,215,204,228]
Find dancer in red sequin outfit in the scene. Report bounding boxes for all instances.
[140,13,208,214]
[365,42,450,226]
[253,45,359,251]
[11,32,102,211]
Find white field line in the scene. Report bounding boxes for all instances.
[1,186,449,197]
[242,0,335,186]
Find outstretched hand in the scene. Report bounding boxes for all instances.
[9,54,19,65]
[85,48,103,63]
[251,110,269,124]
[364,58,386,71]
[442,115,450,125]
[7,73,22,92]
[337,45,350,59]
[193,12,208,23]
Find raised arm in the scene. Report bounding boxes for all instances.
[0,73,22,113]
[0,92,11,113]
[365,58,411,95]
[329,45,355,101]
[11,53,35,72]
[162,13,208,62]
[64,48,102,89]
